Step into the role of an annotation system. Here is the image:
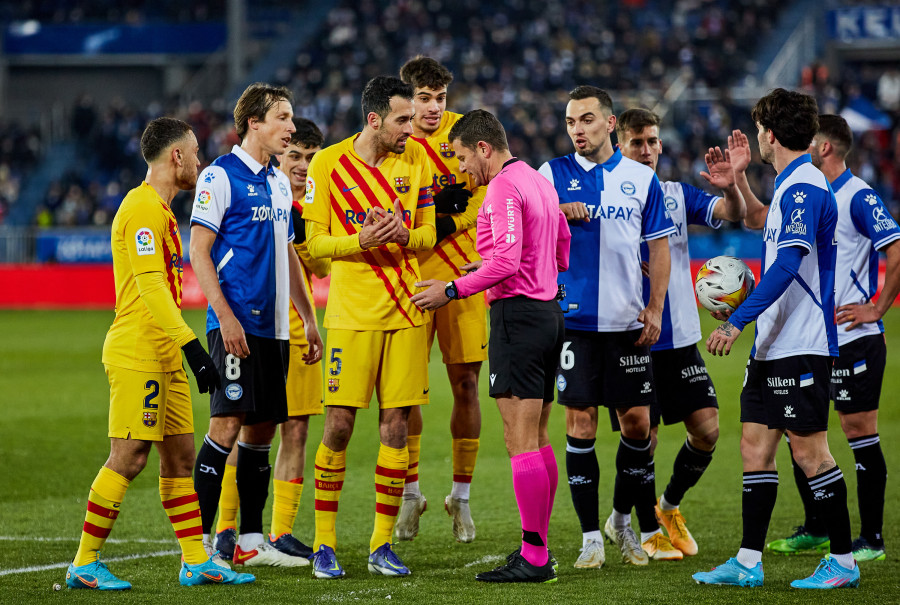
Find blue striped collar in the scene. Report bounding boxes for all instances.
[830,168,853,193]
[774,153,811,190]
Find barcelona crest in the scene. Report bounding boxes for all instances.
[328,378,340,393]
[143,412,158,428]
[394,176,410,194]
[439,142,455,158]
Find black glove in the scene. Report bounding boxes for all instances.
[182,339,222,394]
[435,215,457,244]
[433,182,471,214]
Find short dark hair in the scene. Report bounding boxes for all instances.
[751,88,819,152]
[447,109,509,152]
[361,76,414,121]
[569,85,614,115]
[616,108,660,139]
[291,117,324,149]
[234,82,293,140]
[140,117,193,163]
[817,114,853,159]
[399,56,454,90]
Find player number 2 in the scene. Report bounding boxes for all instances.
[143,380,160,409]
[225,354,241,380]
[560,341,575,370]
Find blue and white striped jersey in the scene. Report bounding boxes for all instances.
[191,145,295,340]
[753,154,838,360]
[832,169,900,346]
[641,181,722,350]
[538,151,675,332]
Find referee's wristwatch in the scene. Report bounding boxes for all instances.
[445,280,459,300]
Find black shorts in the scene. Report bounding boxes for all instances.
[208,329,289,425]
[556,329,655,409]
[647,345,719,426]
[488,297,565,402]
[831,334,886,413]
[740,355,832,431]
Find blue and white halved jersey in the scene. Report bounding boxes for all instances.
[753,154,838,360]
[642,181,722,350]
[832,169,900,346]
[191,145,295,340]
[538,151,675,332]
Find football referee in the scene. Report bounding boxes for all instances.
[413,109,571,584]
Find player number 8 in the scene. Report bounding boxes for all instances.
[225,354,241,380]
[560,341,575,371]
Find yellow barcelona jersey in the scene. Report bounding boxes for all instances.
[102,182,189,372]
[411,111,486,281]
[289,200,331,346]
[304,134,435,331]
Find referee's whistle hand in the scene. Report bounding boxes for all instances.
[411,279,450,311]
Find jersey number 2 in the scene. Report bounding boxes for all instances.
[143,380,160,409]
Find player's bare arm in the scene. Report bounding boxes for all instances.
[286,243,323,364]
[560,201,590,222]
[410,279,450,311]
[706,320,741,356]
[702,146,746,222]
[189,224,250,358]
[635,236,670,346]
[837,238,900,330]
[728,129,768,229]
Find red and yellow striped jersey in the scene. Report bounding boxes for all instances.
[289,200,331,346]
[410,111,486,281]
[304,134,435,331]
[102,182,186,372]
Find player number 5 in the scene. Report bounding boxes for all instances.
[560,341,575,371]
[225,354,241,380]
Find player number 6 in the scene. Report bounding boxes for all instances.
[560,341,575,371]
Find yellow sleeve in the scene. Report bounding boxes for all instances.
[306,220,364,258]
[452,183,486,232]
[295,240,332,278]
[134,271,196,347]
[123,200,171,276]
[404,161,436,250]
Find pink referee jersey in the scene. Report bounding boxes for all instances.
[456,159,571,303]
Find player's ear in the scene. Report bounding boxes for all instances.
[366,111,381,131]
[171,145,183,167]
[607,114,617,134]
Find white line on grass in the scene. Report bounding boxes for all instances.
[0,536,173,544]
[0,550,180,576]
[463,554,504,568]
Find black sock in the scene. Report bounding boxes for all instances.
[236,442,272,536]
[613,436,651,518]
[194,435,232,534]
[740,471,778,552]
[635,456,658,533]
[566,435,600,533]
[663,439,714,507]
[808,466,852,555]
[788,438,825,535]
[849,434,886,546]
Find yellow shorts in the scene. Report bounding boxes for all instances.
[324,326,429,409]
[427,293,488,365]
[287,343,324,416]
[106,364,193,441]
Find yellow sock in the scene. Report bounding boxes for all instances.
[215,463,239,533]
[370,443,408,553]
[271,478,303,537]
[452,438,479,485]
[405,434,421,489]
[313,443,345,551]
[160,477,207,565]
[73,467,129,566]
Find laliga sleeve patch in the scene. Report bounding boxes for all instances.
[194,189,212,214]
[135,228,156,256]
[304,176,315,204]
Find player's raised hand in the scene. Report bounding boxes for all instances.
[460,260,482,273]
[709,308,733,322]
[302,322,324,364]
[411,279,451,310]
[359,207,392,249]
[181,339,222,394]
[433,182,471,214]
[706,321,741,356]
[700,146,735,189]
[219,313,250,359]
[728,130,751,173]
[836,301,881,331]
[560,202,590,223]
[635,305,662,346]
[391,199,411,246]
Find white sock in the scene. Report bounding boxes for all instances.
[641,529,662,542]
[583,530,603,547]
[403,480,420,498]
[203,533,210,545]
[610,510,631,529]
[830,552,856,570]
[659,494,678,511]
[450,481,471,500]
[237,532,264,551]
[736,548,762,568]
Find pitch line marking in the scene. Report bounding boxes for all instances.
[0,549,180,576]
[0,536,174,544]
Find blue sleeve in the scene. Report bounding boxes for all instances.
[729,246,804,331]
[850,188,900,250]
[681,183,721,228]
[642,174,676,240]
[287,205,295,243]
[776,183,826,252]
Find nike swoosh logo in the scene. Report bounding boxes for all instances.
[423,388,429,395]
[342,186,359,192]
[78,575,99,588]
[321,473,336,479]
[234,549,258,564]
[390,480,404,485]
[481,343,487,349]
[201,571,225,582]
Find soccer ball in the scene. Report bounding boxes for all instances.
[694,256,755,312]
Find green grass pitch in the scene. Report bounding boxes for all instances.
[0,309,897,603]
